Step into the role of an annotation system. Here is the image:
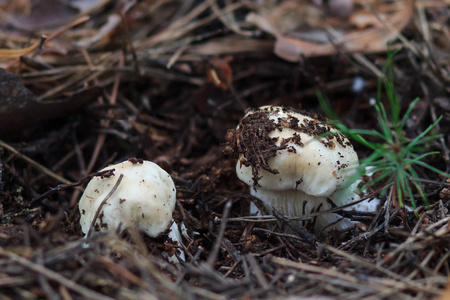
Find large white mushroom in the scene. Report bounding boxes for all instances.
[79,158,176,237]
[231,105,377,232]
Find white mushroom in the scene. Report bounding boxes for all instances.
[232,105,375,232]
[79,159,176,237]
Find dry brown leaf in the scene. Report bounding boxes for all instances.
[326,0,354,19]
[349,10,384,29]
[206,56,233,90]
[335,0,414,52]
[268,1,324,33]
[436,280,450,300]
[0,0,31,15]
[0,0,111,30]
[247,0,414,61]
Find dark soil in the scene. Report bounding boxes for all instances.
[0,1,449,299]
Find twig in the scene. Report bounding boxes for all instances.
[36,249,59,299]
[272,209,317,246]
[225,196,377,223]
[119,0,139,74]
[207,199,232,266]
[69,51,123,207]
[270,255,363,285]
[87,174,124,237]
[322,245,443,295]
[387,216,450,257]
[45,16,90,43]
[0,139,71,184]
[31,169,115,206]
[245,254,270,289]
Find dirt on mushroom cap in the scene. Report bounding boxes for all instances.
[227,105,353,187]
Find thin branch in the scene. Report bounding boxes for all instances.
[87,174,124,237]
[0,139,71,184]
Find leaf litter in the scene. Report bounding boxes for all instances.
[0,0,449,299]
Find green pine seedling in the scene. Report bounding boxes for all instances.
[318,52,448,213]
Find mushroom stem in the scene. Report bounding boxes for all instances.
[166,221,186,263]
[330,171,380,212]
[251,189,353,231]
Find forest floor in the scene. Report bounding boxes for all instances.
[0,1,449,299]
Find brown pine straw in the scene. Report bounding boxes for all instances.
[0,1,449,299]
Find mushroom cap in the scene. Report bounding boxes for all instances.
[236,105,359,198]
[79,159,176,237]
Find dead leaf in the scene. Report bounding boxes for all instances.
[0,0,111,30]
[246,0,414,61]
[326,0,354,19]
[436,280,450,300]
[349,10,383,29]
[246,1,323,36]
[268,1,324,33]
[206,56,233,90]
[0,0,31,15]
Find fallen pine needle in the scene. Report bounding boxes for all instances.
[0,248,115,300]
[0,139,72,184]
[0,35,46,60]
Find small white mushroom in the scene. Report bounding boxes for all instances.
[79,159,176,237]
[232,105,376,232]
